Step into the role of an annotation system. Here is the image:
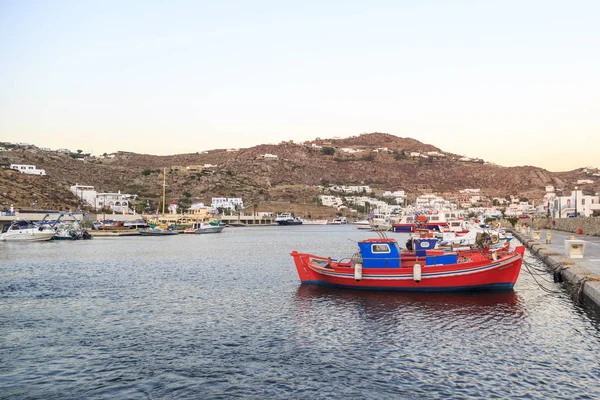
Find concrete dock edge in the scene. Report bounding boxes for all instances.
[511,229,600,310]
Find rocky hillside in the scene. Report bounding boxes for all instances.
[0,133,594,215]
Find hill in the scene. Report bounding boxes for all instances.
[0,133,595,216]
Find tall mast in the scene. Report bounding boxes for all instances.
[162,168,166,216]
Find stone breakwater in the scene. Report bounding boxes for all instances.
[511,228,600,310]
[530,217,600,236]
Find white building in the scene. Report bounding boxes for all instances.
[552,190,600,218]
[340,148,364,154]
[329,185,372,194]
[460,188,481,194]
[319,195,343,207]
[415,194,456,211]
[10,164,46,176]
[382,190,406,197]
[70,184,137,213]
[211,197,244,210]
[427,151,445,157]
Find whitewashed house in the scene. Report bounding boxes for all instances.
[211,197,244,210]
[10,164,46,175]
[319,195,343,207]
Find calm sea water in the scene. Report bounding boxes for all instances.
[1,225,600,399]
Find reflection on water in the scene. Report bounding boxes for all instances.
[1,226,600,399]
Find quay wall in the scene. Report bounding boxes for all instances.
[511,229,600,311]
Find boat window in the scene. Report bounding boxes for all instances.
[430,216,439,221]
[372,244,390,253]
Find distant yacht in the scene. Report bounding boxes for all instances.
[275,213,303,225]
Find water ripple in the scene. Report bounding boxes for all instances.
[1,228,600,399]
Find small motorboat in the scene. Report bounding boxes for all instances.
[138,226,179,236]
[1,220,56,242]
[184,220,224,234]
[290,235,525,292]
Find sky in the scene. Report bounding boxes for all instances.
[1,1,598,172]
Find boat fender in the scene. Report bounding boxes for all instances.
[354,263,363,282]
[413,263,421,283]
[553,271,563,283]
[492,251,498,261]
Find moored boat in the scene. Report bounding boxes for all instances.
[138,226,179,236]
[1,220,56,242]
[290,236,525,292]
[275,213,303,225]
[302,219,329,225]
[184,220,224,234]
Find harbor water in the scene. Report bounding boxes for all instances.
[2,225,600,399]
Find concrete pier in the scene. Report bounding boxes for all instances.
[512,228,600,309]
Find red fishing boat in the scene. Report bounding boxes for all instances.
[291,237,525,292]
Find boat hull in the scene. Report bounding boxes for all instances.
[392,224,416,233]
[1,231,55,242]
[276,221,303,226]
[138,228,179,236]
[194,226,224,234]
[290,248,524,292]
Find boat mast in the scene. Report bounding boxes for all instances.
[162,168,166,217]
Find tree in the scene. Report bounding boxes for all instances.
[77,149,83,154]
[395,151,407,161]
[321,147,335,156]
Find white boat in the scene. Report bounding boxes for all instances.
[275,213,303,225]
[39,211,94,240]
[184,221,224,234]
[302,219,328,225]
[329,217,347,225]
[353,219,372,229]
[1,220,56,242]
[370,214,392,231]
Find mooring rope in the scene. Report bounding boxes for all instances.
[522,259,563,294]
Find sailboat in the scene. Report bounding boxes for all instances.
[139,168,179,236]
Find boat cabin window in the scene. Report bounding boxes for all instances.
[430,216,439,222]
[406,217,413,222]
[371,244,391,253]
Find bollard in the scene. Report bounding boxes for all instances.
[533,230,541,240]
[546,231,552,244]
[565,239,586,258]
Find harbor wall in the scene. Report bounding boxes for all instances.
[511,229,600,311]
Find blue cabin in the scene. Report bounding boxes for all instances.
[412,238,439,257]
[358,239,401,268]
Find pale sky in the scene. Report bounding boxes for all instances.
[1,1,598,172]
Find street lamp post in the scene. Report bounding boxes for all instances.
[557,190,562,218]
[575,186,578,217]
